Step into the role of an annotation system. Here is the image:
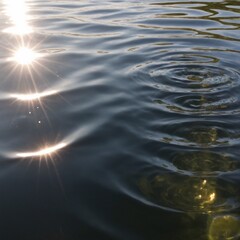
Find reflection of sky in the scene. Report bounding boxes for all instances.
[3,0,33,35]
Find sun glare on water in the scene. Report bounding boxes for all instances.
[13,47,40,65]
[16,143,67,158]
[3,0,33,35]
[11,90,57,101]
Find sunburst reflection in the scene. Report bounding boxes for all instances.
[16,143,67,158]
[2,0,33,35]
[12,47,41,65]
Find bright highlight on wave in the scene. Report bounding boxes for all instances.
[6,127,89,160]
[16,143,67,158]
[11,90,57,101]
[3,0,33,35]
[12,47,40,65]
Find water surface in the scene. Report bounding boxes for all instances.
[0,0,240,239]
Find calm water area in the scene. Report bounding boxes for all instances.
[0,0,240,239]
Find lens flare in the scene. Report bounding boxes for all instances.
[16,143,67,158]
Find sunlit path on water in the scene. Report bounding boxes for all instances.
[1,0,73,103]
[1,0,67,162]
[2,0,33,35]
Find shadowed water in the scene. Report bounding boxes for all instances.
[0,0,239,239]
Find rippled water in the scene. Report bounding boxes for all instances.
[0,0,240,239]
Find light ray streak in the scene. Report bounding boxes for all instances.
[10,90,57,101]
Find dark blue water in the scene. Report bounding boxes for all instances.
[0,0,240,239]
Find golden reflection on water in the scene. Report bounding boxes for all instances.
[208,215,240,240]
[3,0,33,35]
[16,142,67,158]
[172,151,238,174]
[188,128,218,146]
[195,179,216,206]
[139,176,218,213]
